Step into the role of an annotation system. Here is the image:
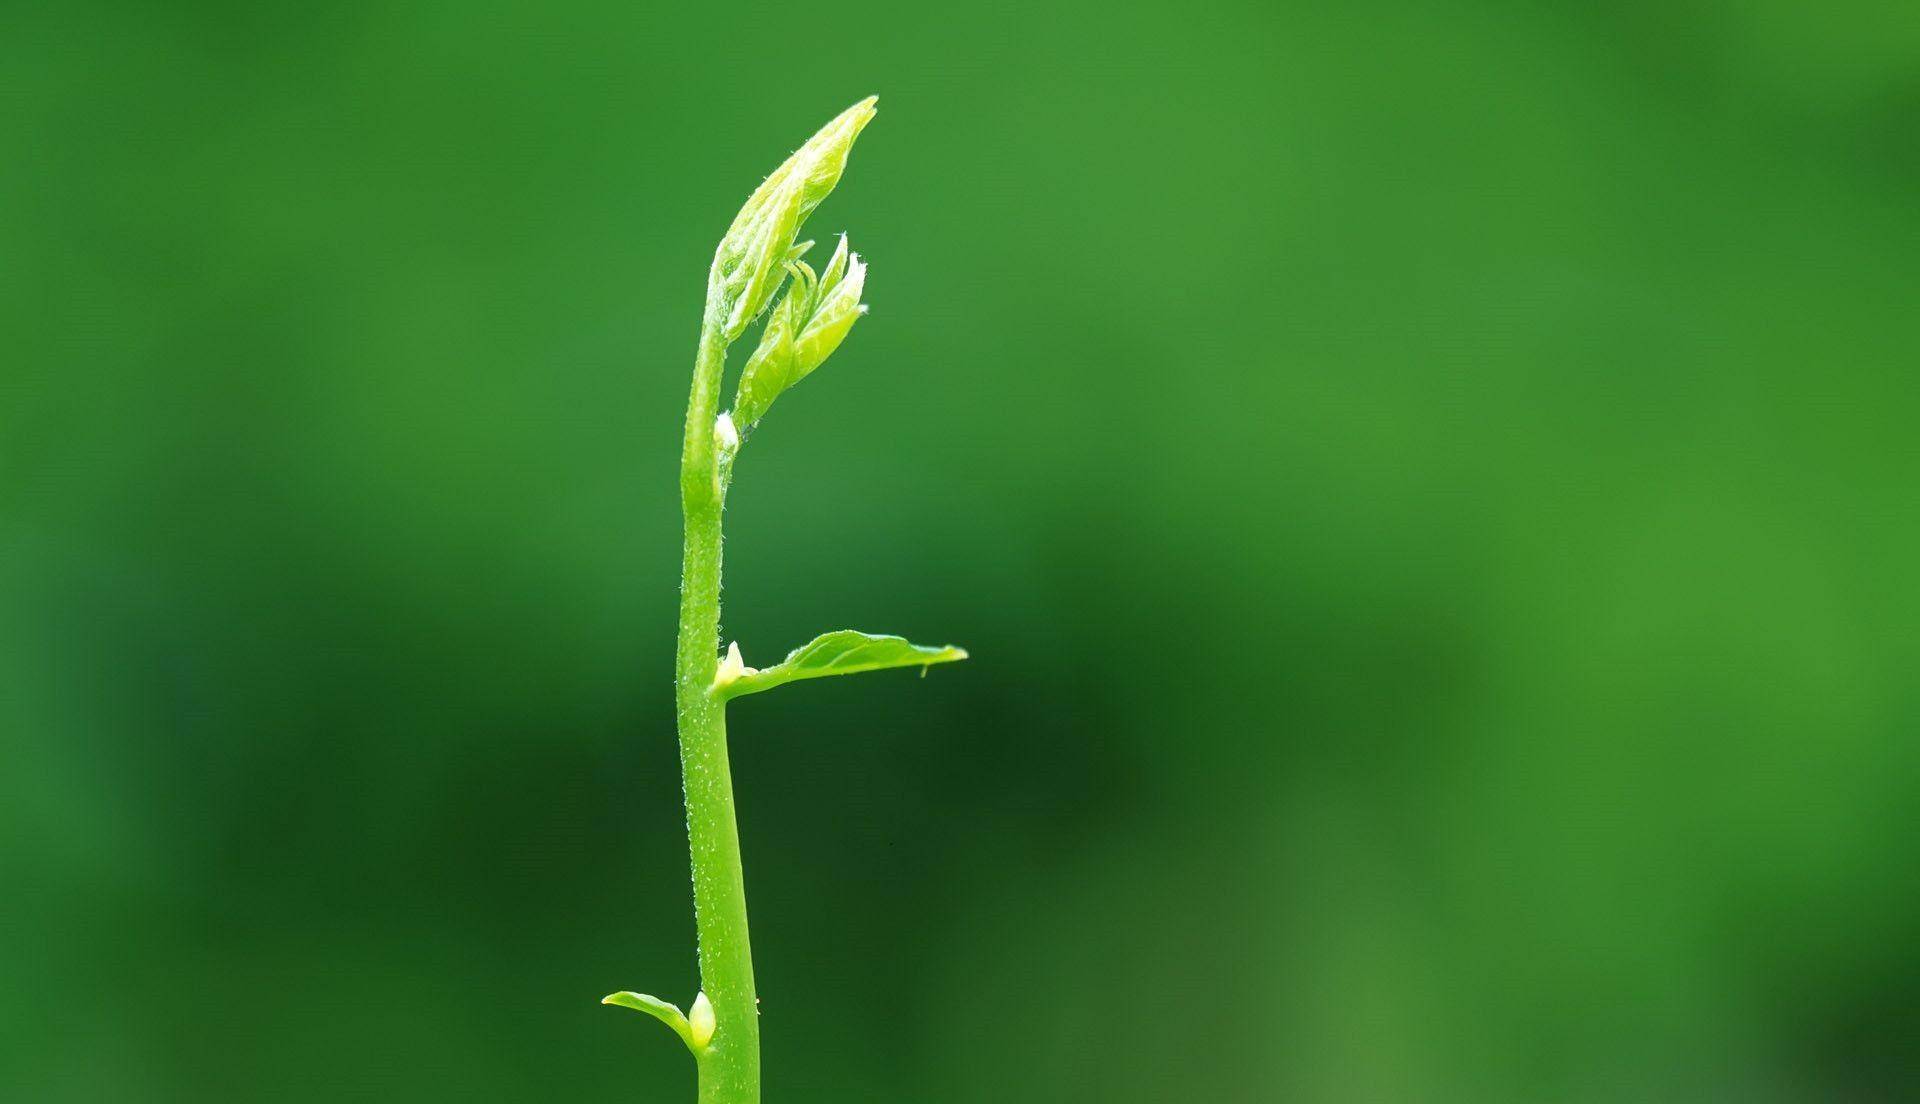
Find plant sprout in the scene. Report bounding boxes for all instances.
[602,97,965,1104]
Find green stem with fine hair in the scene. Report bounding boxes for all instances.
[603,96,962,1104]
[676,317,758,1104]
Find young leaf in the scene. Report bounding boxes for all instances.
[791,250,866,377]
[817,233,851,298]
[601,991,697,1052]
[707,97,877,343]
[733,291,800,430]
[717,631,967,700]
[728,241,869,431]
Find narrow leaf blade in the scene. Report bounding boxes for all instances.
[721,631,967,699]
[601,991,695,1050]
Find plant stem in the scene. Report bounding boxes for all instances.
[676,318,758,1104]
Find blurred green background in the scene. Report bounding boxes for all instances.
[5,1,1918,1100]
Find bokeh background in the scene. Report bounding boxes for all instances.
[6,1,1918,1100]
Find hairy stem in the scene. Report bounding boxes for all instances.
[676,318,758,1103]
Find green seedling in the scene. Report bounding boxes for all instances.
[601,97,965,1104]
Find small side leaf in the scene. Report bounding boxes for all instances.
[719,631,967,700]
[602,991,696,1051]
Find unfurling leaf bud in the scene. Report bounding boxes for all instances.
[792,248,866,377]
[707,98,877,343]
[729,236,869,430]
[733,290,800,430]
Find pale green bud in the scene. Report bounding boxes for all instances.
[688,991,716,1049]
[707,98,876,343]
[793,247,866,377]
[732,287,800,430]
[817,232,851,296]
[711,411,741,495]
[729,237,869,430]
[711,640,755,693]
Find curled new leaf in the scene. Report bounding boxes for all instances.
[716,630,967,700]
[817,233,851,296]
[707,98,877,343]
[730,235,869,430]
[734,290,800,430]
[792,248,866,378]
